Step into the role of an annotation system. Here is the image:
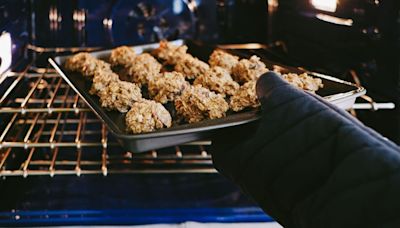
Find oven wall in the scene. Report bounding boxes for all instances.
[272,0,400,143]
[23,0,269,49]
[274,0,400,99]
[216,0,269,43]
[29,0,219,48]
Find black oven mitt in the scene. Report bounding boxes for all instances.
[211,72,400,228]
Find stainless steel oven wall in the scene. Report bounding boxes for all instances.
[29,0,218,49]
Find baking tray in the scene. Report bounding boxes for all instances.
[49,40,366,152]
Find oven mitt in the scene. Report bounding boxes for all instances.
[211,72,400,228]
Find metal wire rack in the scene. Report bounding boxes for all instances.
[0,66,215,177]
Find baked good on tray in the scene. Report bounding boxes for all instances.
[193,66,239,97]
[232,55,269,83]
[97,80,142,113]
[174,54,210,80]
[89,70,120,95]
[126,99,172,134]
[109,46,136,67]
[208,50,239,74]
[282,73,323,92]
[64,40,323,133]
[230,80,260,112]
[118,53,162,87]
[152,40,188,65]
[148,71,189,104]
[175,85,229,123]
[65,52,112,79]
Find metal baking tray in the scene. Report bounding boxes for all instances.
[49,40,365,152]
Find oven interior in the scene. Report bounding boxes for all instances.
[0,0,399,226]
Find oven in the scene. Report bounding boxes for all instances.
[0,0,399,226]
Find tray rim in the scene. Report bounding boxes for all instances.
[48,39,366,140]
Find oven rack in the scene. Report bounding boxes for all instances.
[0,66,216,177]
